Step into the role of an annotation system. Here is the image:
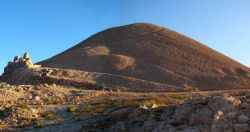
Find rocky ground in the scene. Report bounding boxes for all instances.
[0,53,249,131]
[0,81,250,132]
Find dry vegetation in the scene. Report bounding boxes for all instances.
[0,82,250,131]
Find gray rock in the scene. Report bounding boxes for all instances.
[238,114,249,123]
[173,103,193,123]
[189,107,213,126]
[226,111,237,119]
[207,95,241,112]
[234,123,249,132]
[109,108,132,121]
[153,124,176,132]
[181,128,199,132]
[107,122,126,132]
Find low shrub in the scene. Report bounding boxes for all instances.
[68,105,78,113]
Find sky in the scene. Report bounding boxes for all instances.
[0,0,250,74]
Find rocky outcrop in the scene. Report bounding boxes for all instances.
[0,106,38,126]
[1,52,41,84]
[0,53,102,89]
[83,94,249,132]
[3,52,40,74]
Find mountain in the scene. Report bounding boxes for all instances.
[38,23,250,90]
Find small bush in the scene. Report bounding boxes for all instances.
[154,112,162,121]
[35,123,45,128]
[40,112,56,119]
[183,84,199,92]
[68,105,78,113]
[57,118,65,123]
[23,116,43,122]
[142,98,166,106]
[154,108,164,114]
[17,103,30,110]
[94,107,105,113]
[153,108,163,121]
[81,105,93,112]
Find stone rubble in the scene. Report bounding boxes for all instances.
[80,94,250,132]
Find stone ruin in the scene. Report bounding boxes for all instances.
[3,52,41,75]
[0,52,101,87]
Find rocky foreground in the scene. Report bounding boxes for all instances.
[0,81,250,132]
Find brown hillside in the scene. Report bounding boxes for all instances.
[38,23,250,90]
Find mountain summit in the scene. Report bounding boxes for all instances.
[38,23,250,90]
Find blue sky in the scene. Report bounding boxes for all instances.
[1,0,250,73]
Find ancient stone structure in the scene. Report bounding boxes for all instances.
[3,52,41,75]
[1,52,41,84]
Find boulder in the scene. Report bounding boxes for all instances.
[173,102,194,124]
[226,111,237,119]
[173,98,207,124]
[107,122,126,132]
[238,114,249,123]
[189,107,213,126]
[207,95,241,112]
[109,108,132,121]
[234,123,249,132]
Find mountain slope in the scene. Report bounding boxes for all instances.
[38,23,250,90]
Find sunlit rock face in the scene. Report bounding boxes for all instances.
[1,52,41,84]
